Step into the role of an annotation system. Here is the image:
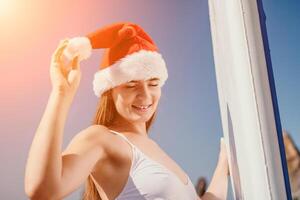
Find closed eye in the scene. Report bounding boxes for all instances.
[126,85,136,88]
[126,84,158,88]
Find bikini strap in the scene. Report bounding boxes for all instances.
[109,129,135,149]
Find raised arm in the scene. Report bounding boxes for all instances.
[24,39,106,199]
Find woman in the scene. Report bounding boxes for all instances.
[24,22,229,200]
[283,130,300,199]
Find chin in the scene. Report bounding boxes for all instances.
[128,110,156,123]
[130,114,154,123]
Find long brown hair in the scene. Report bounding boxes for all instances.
[81,89,157,200]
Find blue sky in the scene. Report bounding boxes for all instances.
[262,0,300,146]
[1,0,299,199]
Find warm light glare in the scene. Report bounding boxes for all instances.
[0,0,17,19]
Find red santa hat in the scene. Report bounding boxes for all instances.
[69,21,168,97]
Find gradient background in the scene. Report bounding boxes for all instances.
[1,0,299,199]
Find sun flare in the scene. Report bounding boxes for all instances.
[0,0,18,19]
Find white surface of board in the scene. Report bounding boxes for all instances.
[208,0,289,199]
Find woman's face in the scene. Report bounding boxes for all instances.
[111,78,161,123]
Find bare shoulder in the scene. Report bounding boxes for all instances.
[68,125,132,174]
[63,124,131,164]
[88,125,131,156]
[62,124,112,156]
[80,124,111,140]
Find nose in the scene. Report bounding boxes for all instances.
[137,84,151,99]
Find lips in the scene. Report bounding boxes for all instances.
[132,105,151,109]
[132,104,152,112]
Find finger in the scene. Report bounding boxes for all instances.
[71,56,80,70]
[51,40,69,63]
[54,43,69,63]
[54,39,68,57]
[59,38,69,44]
[220,137,224,147]
[51,44,67,64]
[51,49,69,78]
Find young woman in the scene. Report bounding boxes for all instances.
[283,131,300,199]
[24,22,229,200]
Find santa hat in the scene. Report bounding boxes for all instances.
[69,22,168,97]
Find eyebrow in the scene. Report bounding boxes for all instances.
[128,78,160,83]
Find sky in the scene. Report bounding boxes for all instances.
[0,0,299,199]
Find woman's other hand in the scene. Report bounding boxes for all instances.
[201,138,230,200]
[218,137,230,176]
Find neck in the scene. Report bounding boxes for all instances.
[108,115,148,137]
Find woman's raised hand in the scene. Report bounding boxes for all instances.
[50,39,82,97]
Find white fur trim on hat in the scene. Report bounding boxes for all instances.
[93,49,168,97]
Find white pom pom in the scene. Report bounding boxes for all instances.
[62,37,92,67]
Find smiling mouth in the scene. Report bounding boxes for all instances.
[132,104,152,112]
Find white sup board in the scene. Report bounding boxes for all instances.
[208,0,292,199]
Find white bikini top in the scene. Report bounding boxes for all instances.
[91,129,200,200]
